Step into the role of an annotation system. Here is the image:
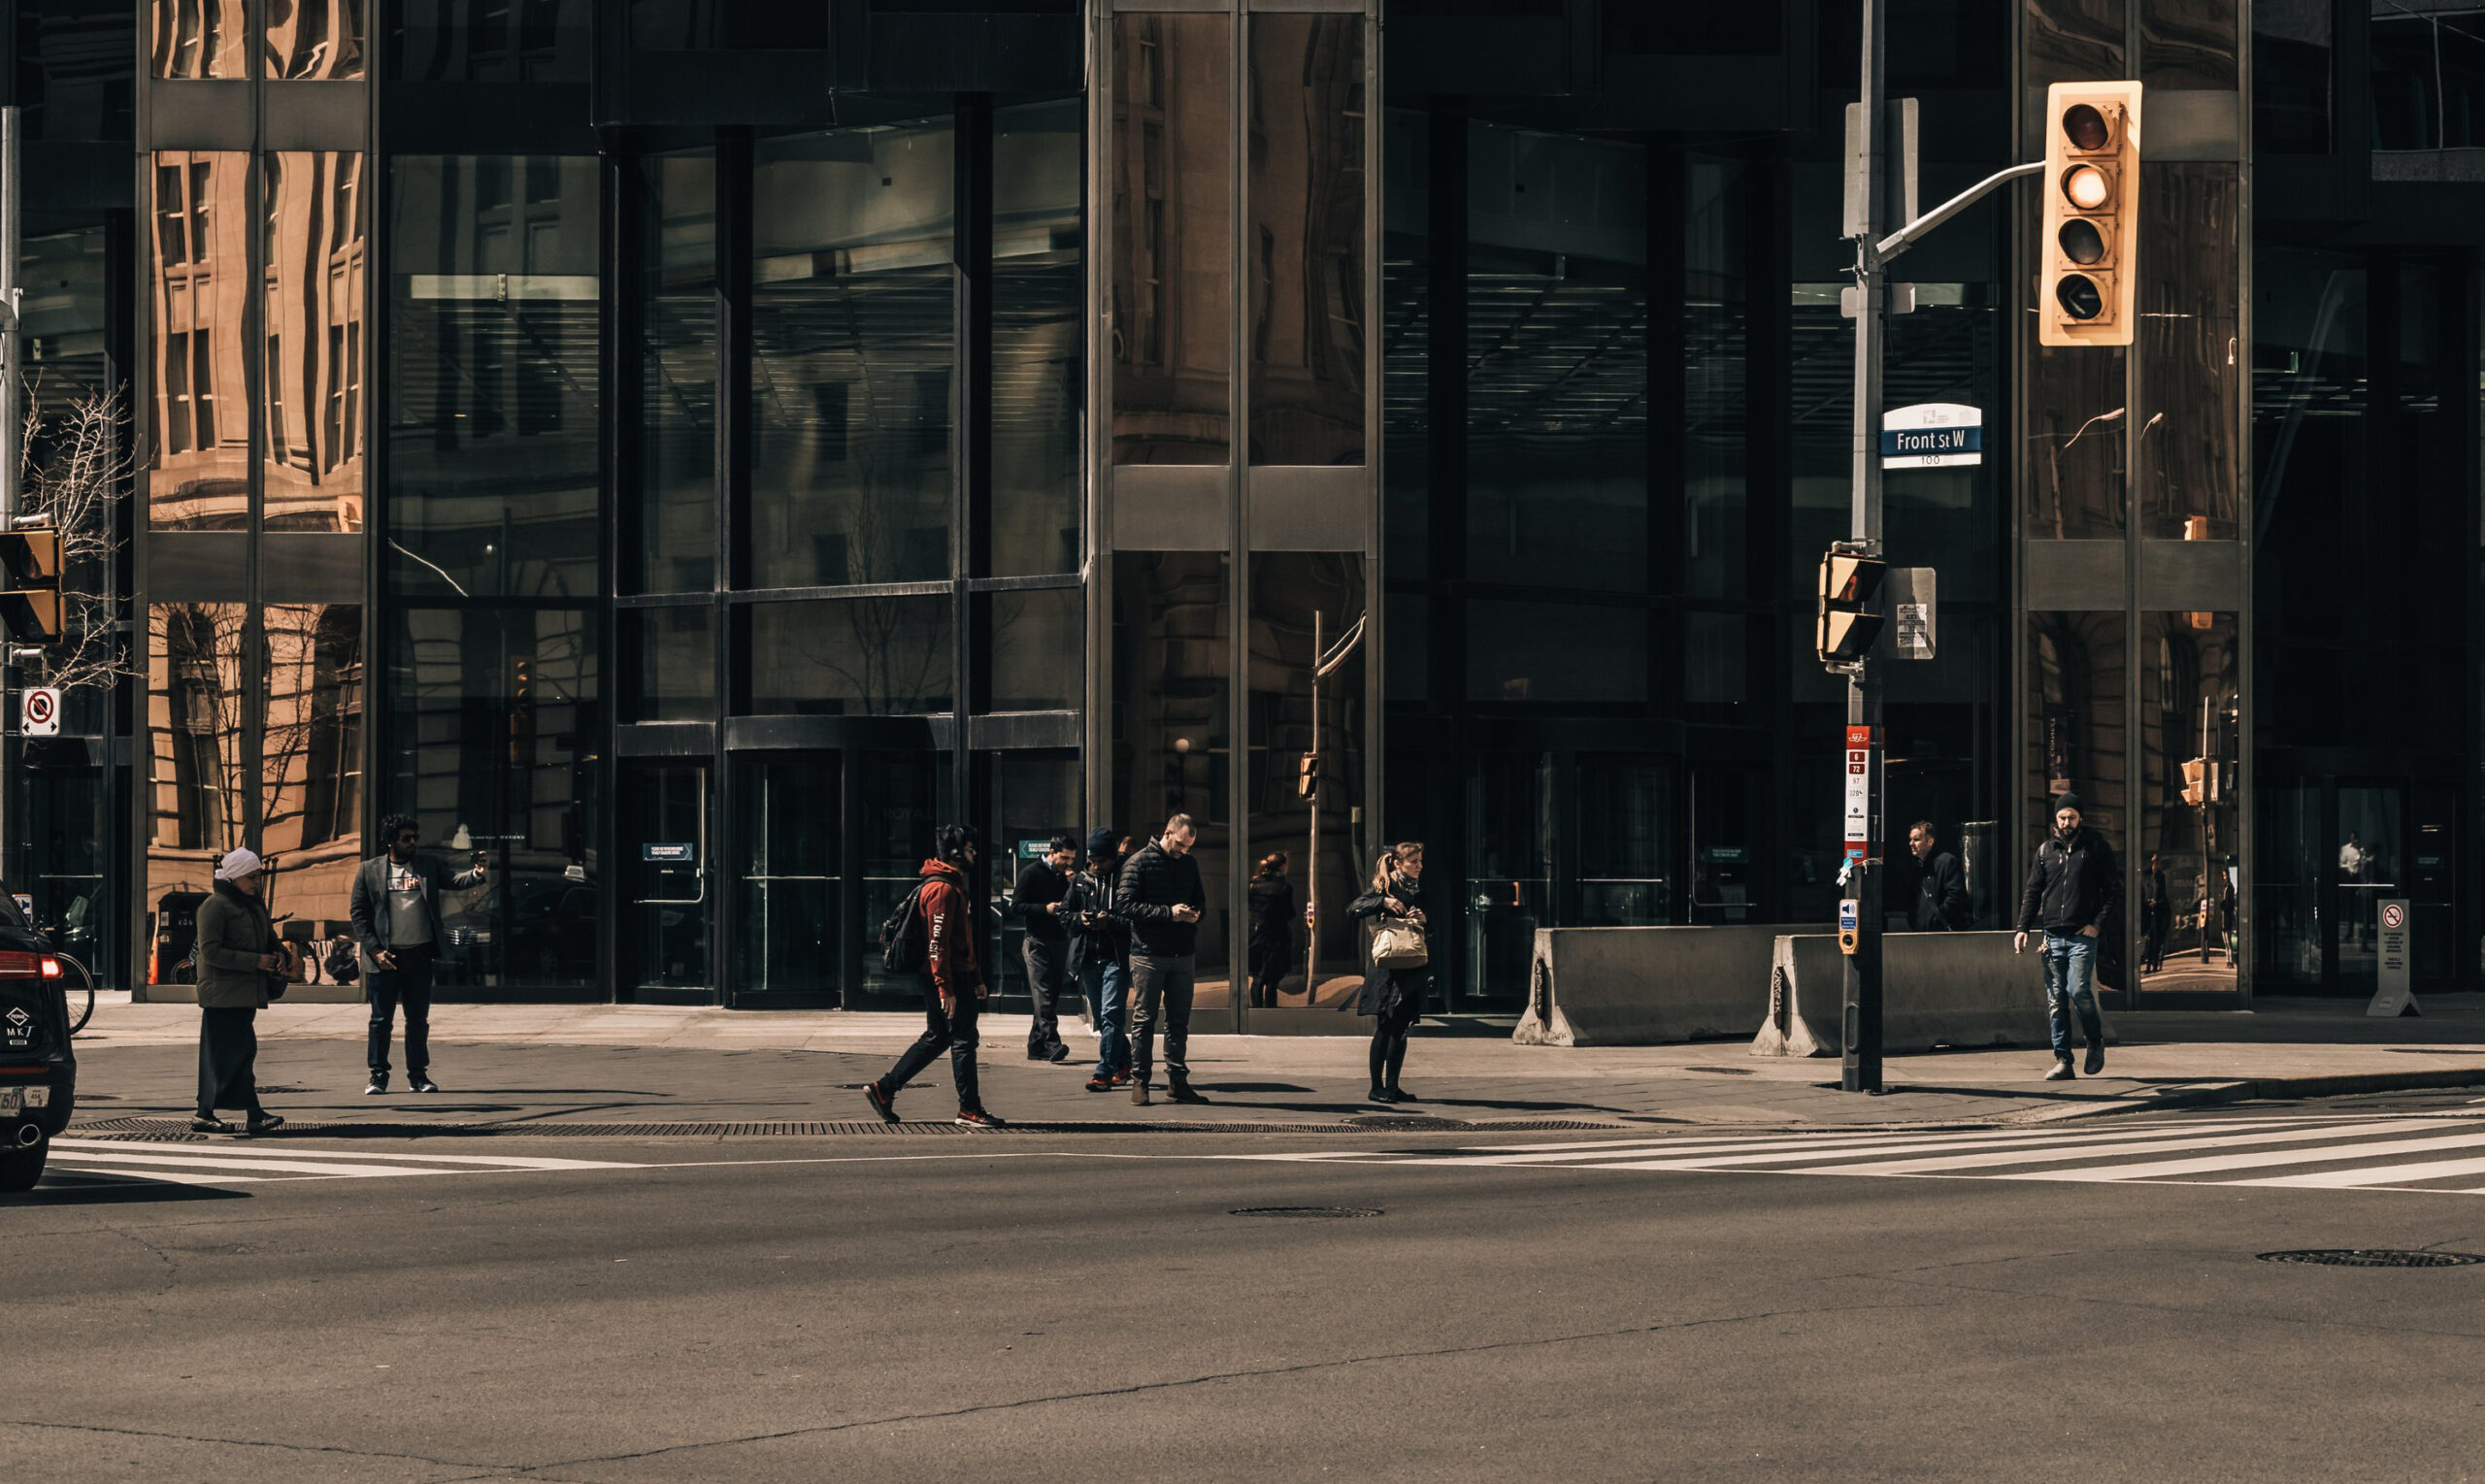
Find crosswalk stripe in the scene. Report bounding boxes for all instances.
[39,1166,278,1186]
[1459,1115,2346,1160]
[1537,1119,2438,1173]
[48,1138,641,1171]
[2225,1155,2485,1190]
[1777,1118,2481,1177]
[1999,1126,2485,1184]
[48,1150,453,1178]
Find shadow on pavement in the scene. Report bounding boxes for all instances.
[11,1181,251,1206]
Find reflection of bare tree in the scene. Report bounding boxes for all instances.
[152,603,248,856]
[18,382,138,692]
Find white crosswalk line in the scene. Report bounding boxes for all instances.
[1782,1118,2480,1177]
[2226,1155,2485,1190]
[2000,1126,2485,1184]
[1549,1119,2421,1172]
[44,1150,446,1178]
[1458,1116,2342,1156]
[48,1138,642,1171]
[1443,1119,2310,1167]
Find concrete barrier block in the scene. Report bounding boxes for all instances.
[1515,924,1792,1046]
[1752,930,2114,1057]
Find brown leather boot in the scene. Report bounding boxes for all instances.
[1131,1078,1152,1106]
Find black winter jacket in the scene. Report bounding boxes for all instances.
[2016,826,2122,936]
[1012,858,1072,944]
[1064,864,1127,977]
[1114,839,1206,957]
[1913,850,1969,931]
[1349,872,1430,1018]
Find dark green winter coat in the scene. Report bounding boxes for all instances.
[193,880,280,1009]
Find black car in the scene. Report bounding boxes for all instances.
[0,890,74,1191]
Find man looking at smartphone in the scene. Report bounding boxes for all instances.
[348,812,486,1095]
[1114,813,1209,1106]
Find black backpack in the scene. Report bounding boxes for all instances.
[878,880,931,973]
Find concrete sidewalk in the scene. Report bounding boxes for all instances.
[56,993,2485,1132]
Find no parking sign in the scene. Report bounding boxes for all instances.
[21,686,59,738]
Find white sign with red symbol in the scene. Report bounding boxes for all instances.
[2369,897,2416,1018]
[1842,724,1872,863]
[21,686,59,738]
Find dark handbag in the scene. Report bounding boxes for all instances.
[323,940,359,984]
[264,942,294,1001]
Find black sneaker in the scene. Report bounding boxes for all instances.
[861,1082,900,1124]
[364,1074,388,1096]
[245,1113,285,1137]
[2043,1060,2075,1082]
[1048,1043,1072,1064]
[2083,1044,2104,1076]
[190,1115,237,1135]
[1367,1086,1392,1104]
[1383,1087,1418,1103]
[955,1108,1008,1128]
[410,1076,440,1094]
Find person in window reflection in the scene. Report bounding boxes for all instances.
[2140,853,2170,973]
[1351,842,1431,1105]
[349,812,484,1096]
[1014,833,1078,1064]
[1114,812,1209,1106]
[2013,794,2118,1082]
[1069,829,1133,1093]
[864,825,1006,1128]
[1246,852,1296,1009]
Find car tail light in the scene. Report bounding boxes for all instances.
[39,957,60,979]
[0,952,41,978]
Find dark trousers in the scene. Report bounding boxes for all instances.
[1368,992,1420,1091]
[1128,951,1196,1082]
[367,946,436,1077]
[881,986,982,1112]
[198,1006,263,1117]
[1022,936,1069,1056]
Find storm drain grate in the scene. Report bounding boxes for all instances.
[1230,1206,1382,1219]
[2258,1249,2485,1269]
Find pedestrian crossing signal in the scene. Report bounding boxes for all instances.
[2039,81,2142,348]
[1816,552,1886,665]
[0,525,63,645]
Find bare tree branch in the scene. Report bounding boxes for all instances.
[18,380,137,693]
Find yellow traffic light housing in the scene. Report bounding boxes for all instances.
[1297,753,1321,801]
[0,525,63,644]
[1816,551,1887,666]
[2039,81,2143,348]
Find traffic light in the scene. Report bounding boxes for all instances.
[1298,753,1321,801]
[2039,80,2143,348]
[1816,552,1887,665]
[0,524,63,644]
[2180,757,2206,808]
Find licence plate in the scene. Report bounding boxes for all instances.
[0,1086,47,1113]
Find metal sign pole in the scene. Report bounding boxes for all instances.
[0,106,20,899]
[1842,2,1887,1094]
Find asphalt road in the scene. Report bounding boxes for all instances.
[12,1097,2485,1482]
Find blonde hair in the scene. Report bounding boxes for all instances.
[1371,841,1424,894]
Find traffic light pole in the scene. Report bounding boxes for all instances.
[1841,1,1889,1094]
[0,105,20,902]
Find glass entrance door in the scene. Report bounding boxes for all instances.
[2336,784,2403,994]
[625,762,711,995]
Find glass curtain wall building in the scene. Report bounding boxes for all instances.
[7,3,2479,1015]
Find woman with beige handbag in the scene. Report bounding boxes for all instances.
[1350,841,1431,1104]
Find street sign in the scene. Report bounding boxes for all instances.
[1881,403,1982,468]
[641,842,694,863]
[20,685,58,737]
[2368,898,2419,1017]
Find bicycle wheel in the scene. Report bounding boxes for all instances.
[52,952,93,1036]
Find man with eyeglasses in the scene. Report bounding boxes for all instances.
[348,812,486,1095]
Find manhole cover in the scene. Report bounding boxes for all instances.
[1230,1206,1382,1219]
[2258,1249,2485,1269]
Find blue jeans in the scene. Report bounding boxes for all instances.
[1082,958,1130,1078]
[2041,933,2105,1060]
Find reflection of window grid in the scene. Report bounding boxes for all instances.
[1141,123,1166,365]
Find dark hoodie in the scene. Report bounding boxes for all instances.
[917,858,981,999]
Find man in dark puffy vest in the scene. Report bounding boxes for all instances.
[863,825,1008,1128]
[2013,793,2119,1081]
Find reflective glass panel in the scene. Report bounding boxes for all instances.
[2137,611,2239,994]
[1242,553,1365,1009]
[263,152,367,533]
[1467,599,1646,704]
[987,586,1082,712]
[2252,2,2332,152]
[629,0,826,49]
[626,605,713,723]
[751,118,955,589]
[20,1,136,141]
[153,0,245,78]
[2140,0,2238,90]
[384,607,600,989]
[992,100,1084,577]
[734,755,839,996]
[386,156,603,598]
[1577,755,1672,926]
[146,602,247,984]
[2138,164,2239,541]
[1685,157,1747,598]
[854,748,951,1004]
[1110,551,1231,991]
[150,151,250,530]
[259,604,363,930]
[390,0,590,82]
[1467,121,1648,591]
[2030,610,2129,993]
[1380,110,1429,580]
[636,147,717,592]
[1110,14,1233,464]
[743,597,955,716]
[1247,14,1366,465]
[265,0,364,79]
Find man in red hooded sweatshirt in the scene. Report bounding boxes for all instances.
[863,824,1007,1127]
